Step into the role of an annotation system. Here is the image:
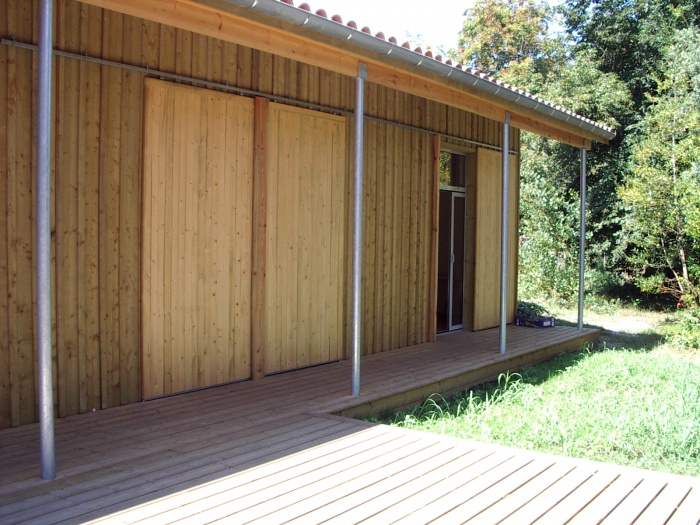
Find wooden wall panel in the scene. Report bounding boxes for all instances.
[142,80,254,398]
[0,2,10,429]
[473,148,519,330]
[508,156,520,321]
[0,0,520,428]
[474,148,501,330]
[361,121,434,355]
[264,103,347,374]
[4,0,37,427]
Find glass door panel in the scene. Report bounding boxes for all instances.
[450,194,465,330]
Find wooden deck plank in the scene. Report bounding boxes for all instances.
[154,431,417,524]
[343,446,498,525]
[533,469,621,525]
[465,462,577,524]
[634,481,694,525]
[234,436,435,524]
[4,418,360,524]
[367,448,510,524]
[390,454,534,525]
[1,327,698,525]
[13,421,369,524]
[113,427,400,524]
[243,438,451,524]
[664,486,700,525]
[430,459,557,524]
[601,476,668,524]
[498,464,598,524]
[566,474,643,524]
[285,443,468,524]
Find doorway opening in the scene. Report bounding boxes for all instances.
[437,151,467,333]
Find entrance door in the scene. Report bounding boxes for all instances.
[437,190,465,332]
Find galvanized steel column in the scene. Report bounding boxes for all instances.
[351,64,367,396]
[37,0,56,480]
[499,114,511,354]
[578,146,588,330]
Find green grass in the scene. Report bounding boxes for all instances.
[370,309,700,476]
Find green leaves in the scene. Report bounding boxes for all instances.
[451,0,566,89]
[451,0,699,306]
[619,27,700,305]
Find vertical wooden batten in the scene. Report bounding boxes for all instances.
[252,96,268,380]
[2,0,528,429]
[428,134,440,341]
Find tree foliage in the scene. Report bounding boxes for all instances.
[617,28,700,305]
[454,0,632,300]
[452,0,700,306]
[562,0,700,110]
[451,0,566,90]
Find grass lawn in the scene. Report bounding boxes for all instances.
[372,307,700,477]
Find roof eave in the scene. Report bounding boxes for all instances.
[205,0,615,143]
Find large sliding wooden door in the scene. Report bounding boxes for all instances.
[473,148,519,330]
[264,103,347,374]
[142,80,254,398]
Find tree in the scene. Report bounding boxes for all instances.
[617,28,700,306]
[562,0,700,111]
[451,0,566,90]
[452,0,633,301]
[519,53,632,300]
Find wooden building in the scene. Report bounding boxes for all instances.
[0,0,615,430]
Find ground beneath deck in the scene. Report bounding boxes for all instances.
[1,326,698,524]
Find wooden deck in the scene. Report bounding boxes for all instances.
[1,326,699,524]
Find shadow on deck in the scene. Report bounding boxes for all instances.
[6,326,696,523]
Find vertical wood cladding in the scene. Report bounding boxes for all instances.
[264,104,347,373]
[0,0,518,428]
[142,80,254,398]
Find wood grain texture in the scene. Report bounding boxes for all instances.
[361,119,434,355]
[0,0,522,428]
[6,328,691,525]
[473,148,519,330]
[141,80,254,398]
[264,103,347,374]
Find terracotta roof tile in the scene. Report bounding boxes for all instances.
[269,0,615,136]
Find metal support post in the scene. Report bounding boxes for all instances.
[499,114,511,354]
[37,0,56,480]
[351,64,367,396]
[578,146,588,330]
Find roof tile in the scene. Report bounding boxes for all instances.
[273,0,614,135]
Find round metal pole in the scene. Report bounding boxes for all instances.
[37,0,56,480]
[351,64,367,396]
[499,114,511,354]
[578,146,588,330]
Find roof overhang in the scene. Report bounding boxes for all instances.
[79,0,615,148]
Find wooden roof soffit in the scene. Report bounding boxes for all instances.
[78,0,605,148]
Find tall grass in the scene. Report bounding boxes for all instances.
[379,347,700,476]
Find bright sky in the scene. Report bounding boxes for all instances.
[305,0,476,53]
